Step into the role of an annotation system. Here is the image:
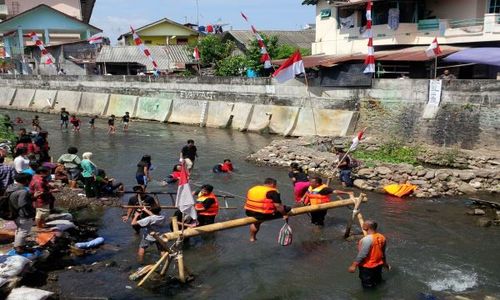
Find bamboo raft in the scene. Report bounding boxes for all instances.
[135,193,368,287]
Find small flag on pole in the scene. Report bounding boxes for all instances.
[175,162,197,220]
[272,50,305,83]
[425,37,442,58]
[349,128,366,152]
[363,1,375,74]
[88,33,105,45]
[193,46,200,61]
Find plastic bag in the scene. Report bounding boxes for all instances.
[278,221,292,246]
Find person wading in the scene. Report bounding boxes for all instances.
[122,185,157,234]
[194,184,219,226]
[348,220,390,289]
[180,139,197,171]
[57,147,82,189]
[303,177,354,226]
[244,178,289,242]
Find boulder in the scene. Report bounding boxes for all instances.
[424,170,435,179]
[436,170,452,181]
[375,166,392,175]
[469,179,482,189]
[353,179,369,190]
[457,182,477,194]
[457,171,475,181]
[474,209,486,215]
[477,217,492,227]
[416,169,427,177]
[356,168,375,178]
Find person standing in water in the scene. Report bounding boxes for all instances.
[136,155,152,189]
[288,162,309,203]
[107,115,116,134]
[180,140,197,171]
[348,220,390,289]
[69,114,81,132]
[32,115,42,132]
[122,112,130,131]
[89,115,97,130]
[60,108,70,130]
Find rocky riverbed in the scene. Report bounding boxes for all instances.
[247,137,500,198]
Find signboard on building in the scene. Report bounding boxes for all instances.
[423,79,443,119]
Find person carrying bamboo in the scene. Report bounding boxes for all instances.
[194,184,219,226]
[131,204,167,263]
[244,178,290,242]
[348,220,390,289]
[303,176,353,226]
[122,185,157,234]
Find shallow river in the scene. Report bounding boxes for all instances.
[5,110,500,300]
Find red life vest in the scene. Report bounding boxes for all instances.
[304,184,330,205]
[359,232,386,268]
[244,185,277,214]
[220,162,233,172]
[195,192,219,216]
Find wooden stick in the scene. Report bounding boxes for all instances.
[357,211,367,236]
[122,191,234,199]
[170,217,186,283]
[121,205,238,210]
[160,194,367,242]
[343,195,362,239]
[160,254,171,276]
[137,251,170,287]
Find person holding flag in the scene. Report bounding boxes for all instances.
[335,128,366,187]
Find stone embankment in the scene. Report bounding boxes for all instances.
[247,137,500,198]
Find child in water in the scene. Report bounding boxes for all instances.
[164,164,182,184]
[69,114,81,132]
[89,115,97,129]
[107,115,116,134]
[212,159,234,173]
[60,108,69,130]
[122,112,130,131]
[32,115,41,131]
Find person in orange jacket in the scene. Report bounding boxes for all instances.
[348,220,390,289]
[194,184,219,226]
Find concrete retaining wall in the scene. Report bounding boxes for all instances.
[78,92,109,116]
[31,89,57,110]
[135,96,173,122]
[0,87,15,107]
[11,89,35,109]
[53,91,82,113]
[106,94,138,117]
[0,76,498,149]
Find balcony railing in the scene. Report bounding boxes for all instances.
[449,18,484,28]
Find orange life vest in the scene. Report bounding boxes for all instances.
[244,185,278,214]
[359,232,386,268]
[195,192,219,216]
[304,184,330,205]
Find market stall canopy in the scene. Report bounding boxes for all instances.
[443,48,500,67]
[273,46,462,68]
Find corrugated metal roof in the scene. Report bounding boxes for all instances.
[96,45,191,70]
[273,46,463,67]
[226,30,315,50]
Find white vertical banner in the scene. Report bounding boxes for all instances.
[428,79,443,106]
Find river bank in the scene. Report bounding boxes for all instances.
[247,137,500,198]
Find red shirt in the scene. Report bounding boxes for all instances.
[29,174,53,208]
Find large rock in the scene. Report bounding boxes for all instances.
[375,166,392,175]
[456,171,475,181]
[457,182,477,194]
[424,170,435,179]
[436,170,452,181]
[477,217,492,227]
[353,179,369,189]
[356,168,375,178]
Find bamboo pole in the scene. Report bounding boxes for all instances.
[343,196,362,239]
[357,211,367,236]
[171,218,186,283]
[160,194,367,242]
[137,252,169,287]
[121,205,238,210]
[160,255,171,276]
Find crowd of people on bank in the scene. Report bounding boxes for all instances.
[1,112,388,290]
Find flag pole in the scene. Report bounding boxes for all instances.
[434,56,438,79]
[303,71,318,136]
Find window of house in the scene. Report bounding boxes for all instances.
[176,38,188,45]
[490,0,500,13]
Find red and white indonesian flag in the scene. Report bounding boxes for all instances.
[426,37,442,58]
[193,46,200,61]
[28,32,54,65]
[88,33,105,44]
[349,128,366,151]
[272,50,305,83]
[175,162,197,220]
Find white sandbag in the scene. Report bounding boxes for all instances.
[0,255,31,278]
[45,213,73,222]
[7,286,53,300]
[45,220,76,232]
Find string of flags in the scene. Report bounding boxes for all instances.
[363,1,375,74]
[87,33,105,45]
[241,12,272,69]
[130,26,160,73]
[28,32,55,66]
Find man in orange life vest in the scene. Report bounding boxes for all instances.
[194,184,219,226]
[244,178,290,242]
[303,176,353,226]
[348,220,390,289]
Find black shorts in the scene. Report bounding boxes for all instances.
[245,210,282,221]
[359,265,383,289]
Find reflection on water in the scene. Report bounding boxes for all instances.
[3,110,500,299]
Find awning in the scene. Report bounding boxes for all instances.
[273,46,463,68]
[443,48,500,67]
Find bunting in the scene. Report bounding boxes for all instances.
[241,12,272,69]
[28,32,54,65]
[130,26,159,73]
[363,1,375,74]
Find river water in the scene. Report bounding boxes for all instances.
[5,110,500,300]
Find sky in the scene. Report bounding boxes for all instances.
[90,0,315,43]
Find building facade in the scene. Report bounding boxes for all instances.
[304,0,500,56]
[118,18,200,46]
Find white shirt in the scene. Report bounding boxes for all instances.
[13,156,30,173]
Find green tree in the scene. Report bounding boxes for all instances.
[215,55,250,77]
[194,35,236,66]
